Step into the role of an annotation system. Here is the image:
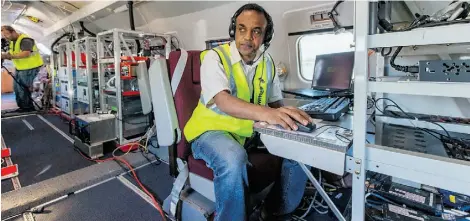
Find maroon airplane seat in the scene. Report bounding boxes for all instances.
[167,50,202,160]
[167,50,282,194]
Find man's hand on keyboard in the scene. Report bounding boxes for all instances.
[261,106,312,131]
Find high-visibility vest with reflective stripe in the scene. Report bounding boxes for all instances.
[184,43,275,144]
[9,34,44,71]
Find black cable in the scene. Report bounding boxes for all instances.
[372,100,469,160]
[419,19,470,28]
[390,46,419,73]
[316,124,351,131]
[335,133,351,143]
[377,97,452,138]
[1,65,43,110]
[380,47,392,56]
[328,0,344,32]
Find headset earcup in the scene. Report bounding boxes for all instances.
[229,19,236,38]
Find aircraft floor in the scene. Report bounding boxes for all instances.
[1,114,350,221]
[1,114,94,192]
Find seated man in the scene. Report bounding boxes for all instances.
[184,3,312,221]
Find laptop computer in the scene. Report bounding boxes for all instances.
[283,51,355,98]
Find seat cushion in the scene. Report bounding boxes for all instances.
[188,150,282,193]
[188,155,214,180]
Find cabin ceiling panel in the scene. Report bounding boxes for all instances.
[92,1,231,32]
[1,1,27,25]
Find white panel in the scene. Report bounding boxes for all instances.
[60,81,69,98]
[148,58,179,146]
[366,144,470,196]
[260,134,347,175]
[283,1,354,34]
[369,81,470,98]
[43,0,120,37]
[368,23,470,48]
[189,173,215,203]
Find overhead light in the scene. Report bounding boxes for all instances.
[113,4,128,13]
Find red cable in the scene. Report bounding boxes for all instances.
[76,150,168,221]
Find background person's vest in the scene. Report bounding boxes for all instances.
[9,34,44,71]
[184,44,275,144]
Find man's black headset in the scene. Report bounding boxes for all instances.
[228,3,274,51]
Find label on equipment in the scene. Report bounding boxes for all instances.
[389,188,426,204]
[388,204,425,221]
[449,195,456,203]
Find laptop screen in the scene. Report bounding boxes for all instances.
[311,51,354,91]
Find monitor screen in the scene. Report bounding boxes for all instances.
[311,51,354,90]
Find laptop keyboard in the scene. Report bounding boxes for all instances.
[300,97,338,112]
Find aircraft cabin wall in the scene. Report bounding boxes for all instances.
[48,0,469,119]
[91,1,322,74]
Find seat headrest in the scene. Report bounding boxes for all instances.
[168,50,201,84]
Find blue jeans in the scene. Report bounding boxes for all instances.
[14,67,39,109]
[191,131,308,221]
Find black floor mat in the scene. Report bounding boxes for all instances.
[33,179,165,221]
[123,156,173,204]
[1,115,94,188]
[1,179,14,193]
[1,213,24,221]
[40,114,70,135]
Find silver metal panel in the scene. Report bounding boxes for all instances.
[419,60,470,82]
[75,113,116,144]
[351,1,369,220]
[122,115,150,138]
[352,3,470,220]
[66,42,75,118]
[136,61,152,115]
[368,23,470,48]
[163,190,215,221]
[369,80,470,98]
[113,30,124,144]
[188,173,216,203]
[260,134,348,175]
[366,144,470,196]
[73,136,104,160]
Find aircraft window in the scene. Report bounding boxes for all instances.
[298,31,354,81]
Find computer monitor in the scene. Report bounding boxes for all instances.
[311,51,354,91]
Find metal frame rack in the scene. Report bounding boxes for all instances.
[96,28,172,145]
[74,36,98,114]
[351,1,470,220]
[56,42,78,118]
[50,48,58,108]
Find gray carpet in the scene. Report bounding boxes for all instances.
[122,156,173,204]
[1,115,94,188]
[41,114,71,135]
[1,179,14,193]
[33,179,166,221]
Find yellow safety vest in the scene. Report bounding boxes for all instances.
[9,34,44,71]
[184,43,275,144]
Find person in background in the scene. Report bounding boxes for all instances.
[1,25,44,111]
